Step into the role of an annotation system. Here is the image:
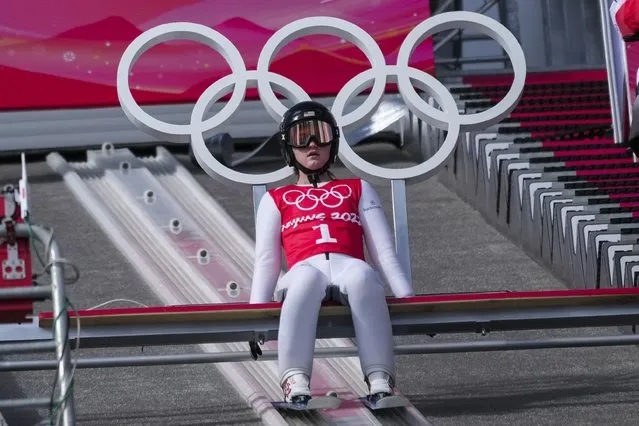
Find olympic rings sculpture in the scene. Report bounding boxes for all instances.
[282,185,353,211]
[117,11,526,188]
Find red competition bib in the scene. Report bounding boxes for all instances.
[268,178,365,268]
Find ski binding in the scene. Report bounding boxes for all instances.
[272,392,341,411]
[360,394,409,410]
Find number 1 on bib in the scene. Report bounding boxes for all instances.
[313,223,337,244]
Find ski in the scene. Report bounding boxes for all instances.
[272,394,342,411]
[359,394,409,410]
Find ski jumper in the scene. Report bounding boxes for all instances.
[250,178,414,386]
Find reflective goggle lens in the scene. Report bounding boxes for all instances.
[288,120,334,147]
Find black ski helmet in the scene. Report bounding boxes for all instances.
[279,101,340,185]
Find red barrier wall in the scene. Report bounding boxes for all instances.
[0,0,433,111]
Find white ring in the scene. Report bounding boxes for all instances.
[396,11,526,132]
[257,16,387,127]
[189,70,309,187]
[334,66,460,184]
[117,22,247,144]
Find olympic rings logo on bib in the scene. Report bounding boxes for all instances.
[116,12,526,188]
[282,185,353,211]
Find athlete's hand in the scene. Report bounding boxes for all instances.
[249,340,262,360]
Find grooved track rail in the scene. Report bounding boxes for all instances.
[46,146,431,426]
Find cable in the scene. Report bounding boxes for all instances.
[26,218,80,286]
[87,299,149,310]
[40,298,150,425]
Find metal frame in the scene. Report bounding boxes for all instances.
[433,0,501,54]
[432,0,611,76]
[3,289,639,374]
[0,223,76,425]
[432,0,510,73]
[7,333,639,371]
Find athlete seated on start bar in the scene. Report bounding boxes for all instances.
[248,100,415,404]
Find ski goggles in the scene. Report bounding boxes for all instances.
[286,119,336,148]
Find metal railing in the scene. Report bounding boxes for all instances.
[6,334,639,372]
[0,223,76,426]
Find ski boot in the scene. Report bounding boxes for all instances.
[366,371,393,403]
[272,374,342,411]
[282,373,312,405]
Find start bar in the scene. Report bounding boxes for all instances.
[31,288,639,350]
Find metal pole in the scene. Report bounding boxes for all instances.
[0,285,52,300]
[252,184,267,222]
[433,0,501,53]
[0,340,57,355]
[598,0,625,143]
[437,55,511,65]
[391,179,412,283]
[433,0,456,15]
[5,334,639,371]
[0,397,51,410]
[28,225,76,426]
